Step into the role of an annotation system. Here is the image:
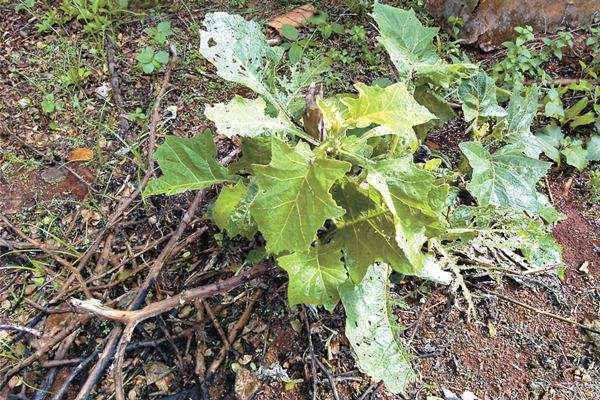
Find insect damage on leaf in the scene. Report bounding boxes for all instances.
[147,4,567,396]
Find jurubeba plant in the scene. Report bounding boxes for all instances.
[145,2,564,394]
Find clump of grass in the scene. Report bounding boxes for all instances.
[588,169,600,204]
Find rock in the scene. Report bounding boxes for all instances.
[426,0,600,50]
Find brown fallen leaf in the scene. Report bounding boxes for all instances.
[268,4,316,33]
[69,147,93,162]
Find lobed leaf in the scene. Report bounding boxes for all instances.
[460,141,550,214]
[144,133,230,197]
[342,82,435,151]
[458,71,507,123]
[251,138,350,254]
[371,1,475,85]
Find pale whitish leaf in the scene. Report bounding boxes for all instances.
[562,139,588,171]
[535,124,564,163]
[458,72,507,122]
[205,96,296,138]
[199,13,279,97]
[340,263,415,395]
[251,138,350,254]
[587,135,600,161]
[277,244,347,311]
[342,82,435,151]
[505,83,545,158]
[371,2,475,85]
[460,141,550,214]
[144,133,230,196]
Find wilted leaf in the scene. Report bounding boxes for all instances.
[340,263,415,394]
[268,4,316,33]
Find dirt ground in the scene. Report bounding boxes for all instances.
[1,1,599,400]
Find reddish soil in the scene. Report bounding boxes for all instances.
[0,164,93,214]
[399,170,600,400]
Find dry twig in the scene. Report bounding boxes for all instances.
[71,263,268,400]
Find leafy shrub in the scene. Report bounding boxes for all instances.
[145,2,564,394]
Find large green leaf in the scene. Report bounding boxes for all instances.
[372,158,448,223]
[588,135,600,161]
[205,96,296,138]
[371,2,474,85]
[460,142,550,213]
[505,84,546,158]
[458,72,507,123]
[277,244,347,311]
[340,263,415,395]
[144,133,230,197]
[251,138,350,254]
[562,139,588,171]
[199,12,279,98]
[342,83,435,150]
[366,171,428,270]
[535,124,564,163]
[332,181,408,282]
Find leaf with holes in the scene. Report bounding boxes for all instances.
[340,263,415,395]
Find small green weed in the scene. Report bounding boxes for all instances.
[136,46,169,74]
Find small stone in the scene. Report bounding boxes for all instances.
[95,83,111,99]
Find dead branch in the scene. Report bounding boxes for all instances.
[0,212,92,298]
[315,358,340,400]
[0,317,85,389]
[35,332,77,400]
[49,348,100,400]
[0,324,42,337]
[204,301,230,349]
[300,306,318,400]
[206,288,263,376]
[70,263,268,327]
[70,263,268,400]
[71,46,179,291]
[482,289,600,335]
